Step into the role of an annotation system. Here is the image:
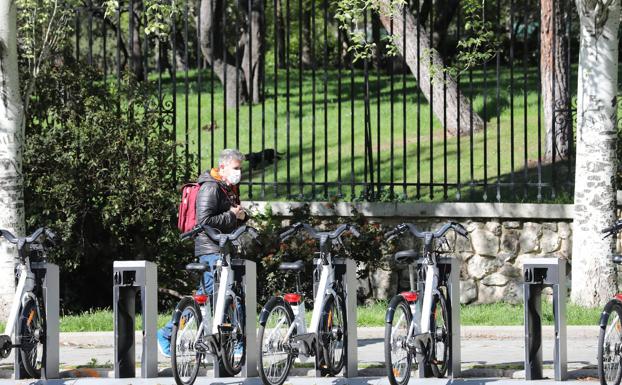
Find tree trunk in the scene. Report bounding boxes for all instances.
[276,0,286,69]
[241,0,263,103]
[300,7,312,68]
[541,0,571,161]
[199,0,248,108]
[571,0,620,307]
[130,1,145,81]
[377,0,484,135]
[0,0,25,316]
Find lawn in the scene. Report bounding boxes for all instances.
[154,64,613,202]
[0,300,599,332]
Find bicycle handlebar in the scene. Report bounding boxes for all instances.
[0,227,58,245]
[385,221,468,243]
[279,222,361,243]
[181,224,261,247]
[602,220,622,237]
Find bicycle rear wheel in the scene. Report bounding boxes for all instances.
[385,295,413,385]
[258,297,295,385]
[599,299,622,385]
[17,297,45,379]
[430,289,450,378]
[171,297,202,385]
[320,293,346,376]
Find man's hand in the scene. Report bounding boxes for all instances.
[230,205,246,220]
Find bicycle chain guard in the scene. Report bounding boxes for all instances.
[0,335,11,359]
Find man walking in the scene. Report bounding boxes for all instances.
[157,149,247,357]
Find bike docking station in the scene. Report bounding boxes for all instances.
[112,260,158,378]
[210,258,258,378]
[415,256,461,378]
[14,262,60,380]
[523,257,567,381]
[311,256,358,378]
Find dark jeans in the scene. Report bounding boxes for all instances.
[160,253,220,340]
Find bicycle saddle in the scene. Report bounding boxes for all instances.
[279,260,305,271]
[394,250,420,264]
[186,262,210,272]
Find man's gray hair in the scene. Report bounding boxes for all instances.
[219,148,245,165]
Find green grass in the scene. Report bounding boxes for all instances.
[59,309,170,332]
[158,64,622,201]
[23,300,599,332]
[460,301,602,326]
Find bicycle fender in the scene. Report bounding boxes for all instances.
[600,299,622,328]
[259,296,288,327]
[172,296,201,327]
[385,295,408,323]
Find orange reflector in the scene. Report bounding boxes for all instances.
[401,291,419,302]
[284,293,301,304]
[194,294,209,304]
[27,310,36,326]
[393,368,401,376]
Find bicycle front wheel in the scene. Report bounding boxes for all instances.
[221,295,245,376]
[320,293,346,376]
[258,297,295,385]
[17,297,45,379]
[385,295,413,385]
[599,299,622,385]
[171,297,202,385]
[430,289,450,378]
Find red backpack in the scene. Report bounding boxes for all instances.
[177,183,200,232]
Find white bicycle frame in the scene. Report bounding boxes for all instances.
[182,254,239,355]
[391,257,440,347]
[4,258,38,339]
[267,255,338,358]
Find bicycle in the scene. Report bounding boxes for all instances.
[257,222,360,385]
[171,224,260,385]
[383,221,468,385]
[598,219,622,385]
[0,227,57,379]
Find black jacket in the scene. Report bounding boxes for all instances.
[194,171,242,256]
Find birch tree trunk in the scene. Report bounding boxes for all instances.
[0,0,26,316]
[377,0,484,135]
[571,0,620,307]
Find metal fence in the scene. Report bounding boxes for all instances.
[68,0,587,202]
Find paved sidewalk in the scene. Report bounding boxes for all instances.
[0,326,600,383]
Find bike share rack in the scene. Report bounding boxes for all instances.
[211,259,258,378]
[415,257,461,378]
[523,258,567,381]
[112,260,158,378]
[312,256,358,378]
[14,262,59,379]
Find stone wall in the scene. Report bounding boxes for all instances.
[357,219,574,305]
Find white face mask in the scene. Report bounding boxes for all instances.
[227,169,241,185]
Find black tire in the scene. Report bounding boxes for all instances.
[385,295,413,385]
[220,295,246,376]
[430,289,450,378]
[258,297,295,385]
[17,297,45,379]
[320,294,346,376]
[599,299,622,385]
[171,297,202,385]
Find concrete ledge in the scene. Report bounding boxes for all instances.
[242,201,575,220]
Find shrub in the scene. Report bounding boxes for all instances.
[24,59,195,311]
